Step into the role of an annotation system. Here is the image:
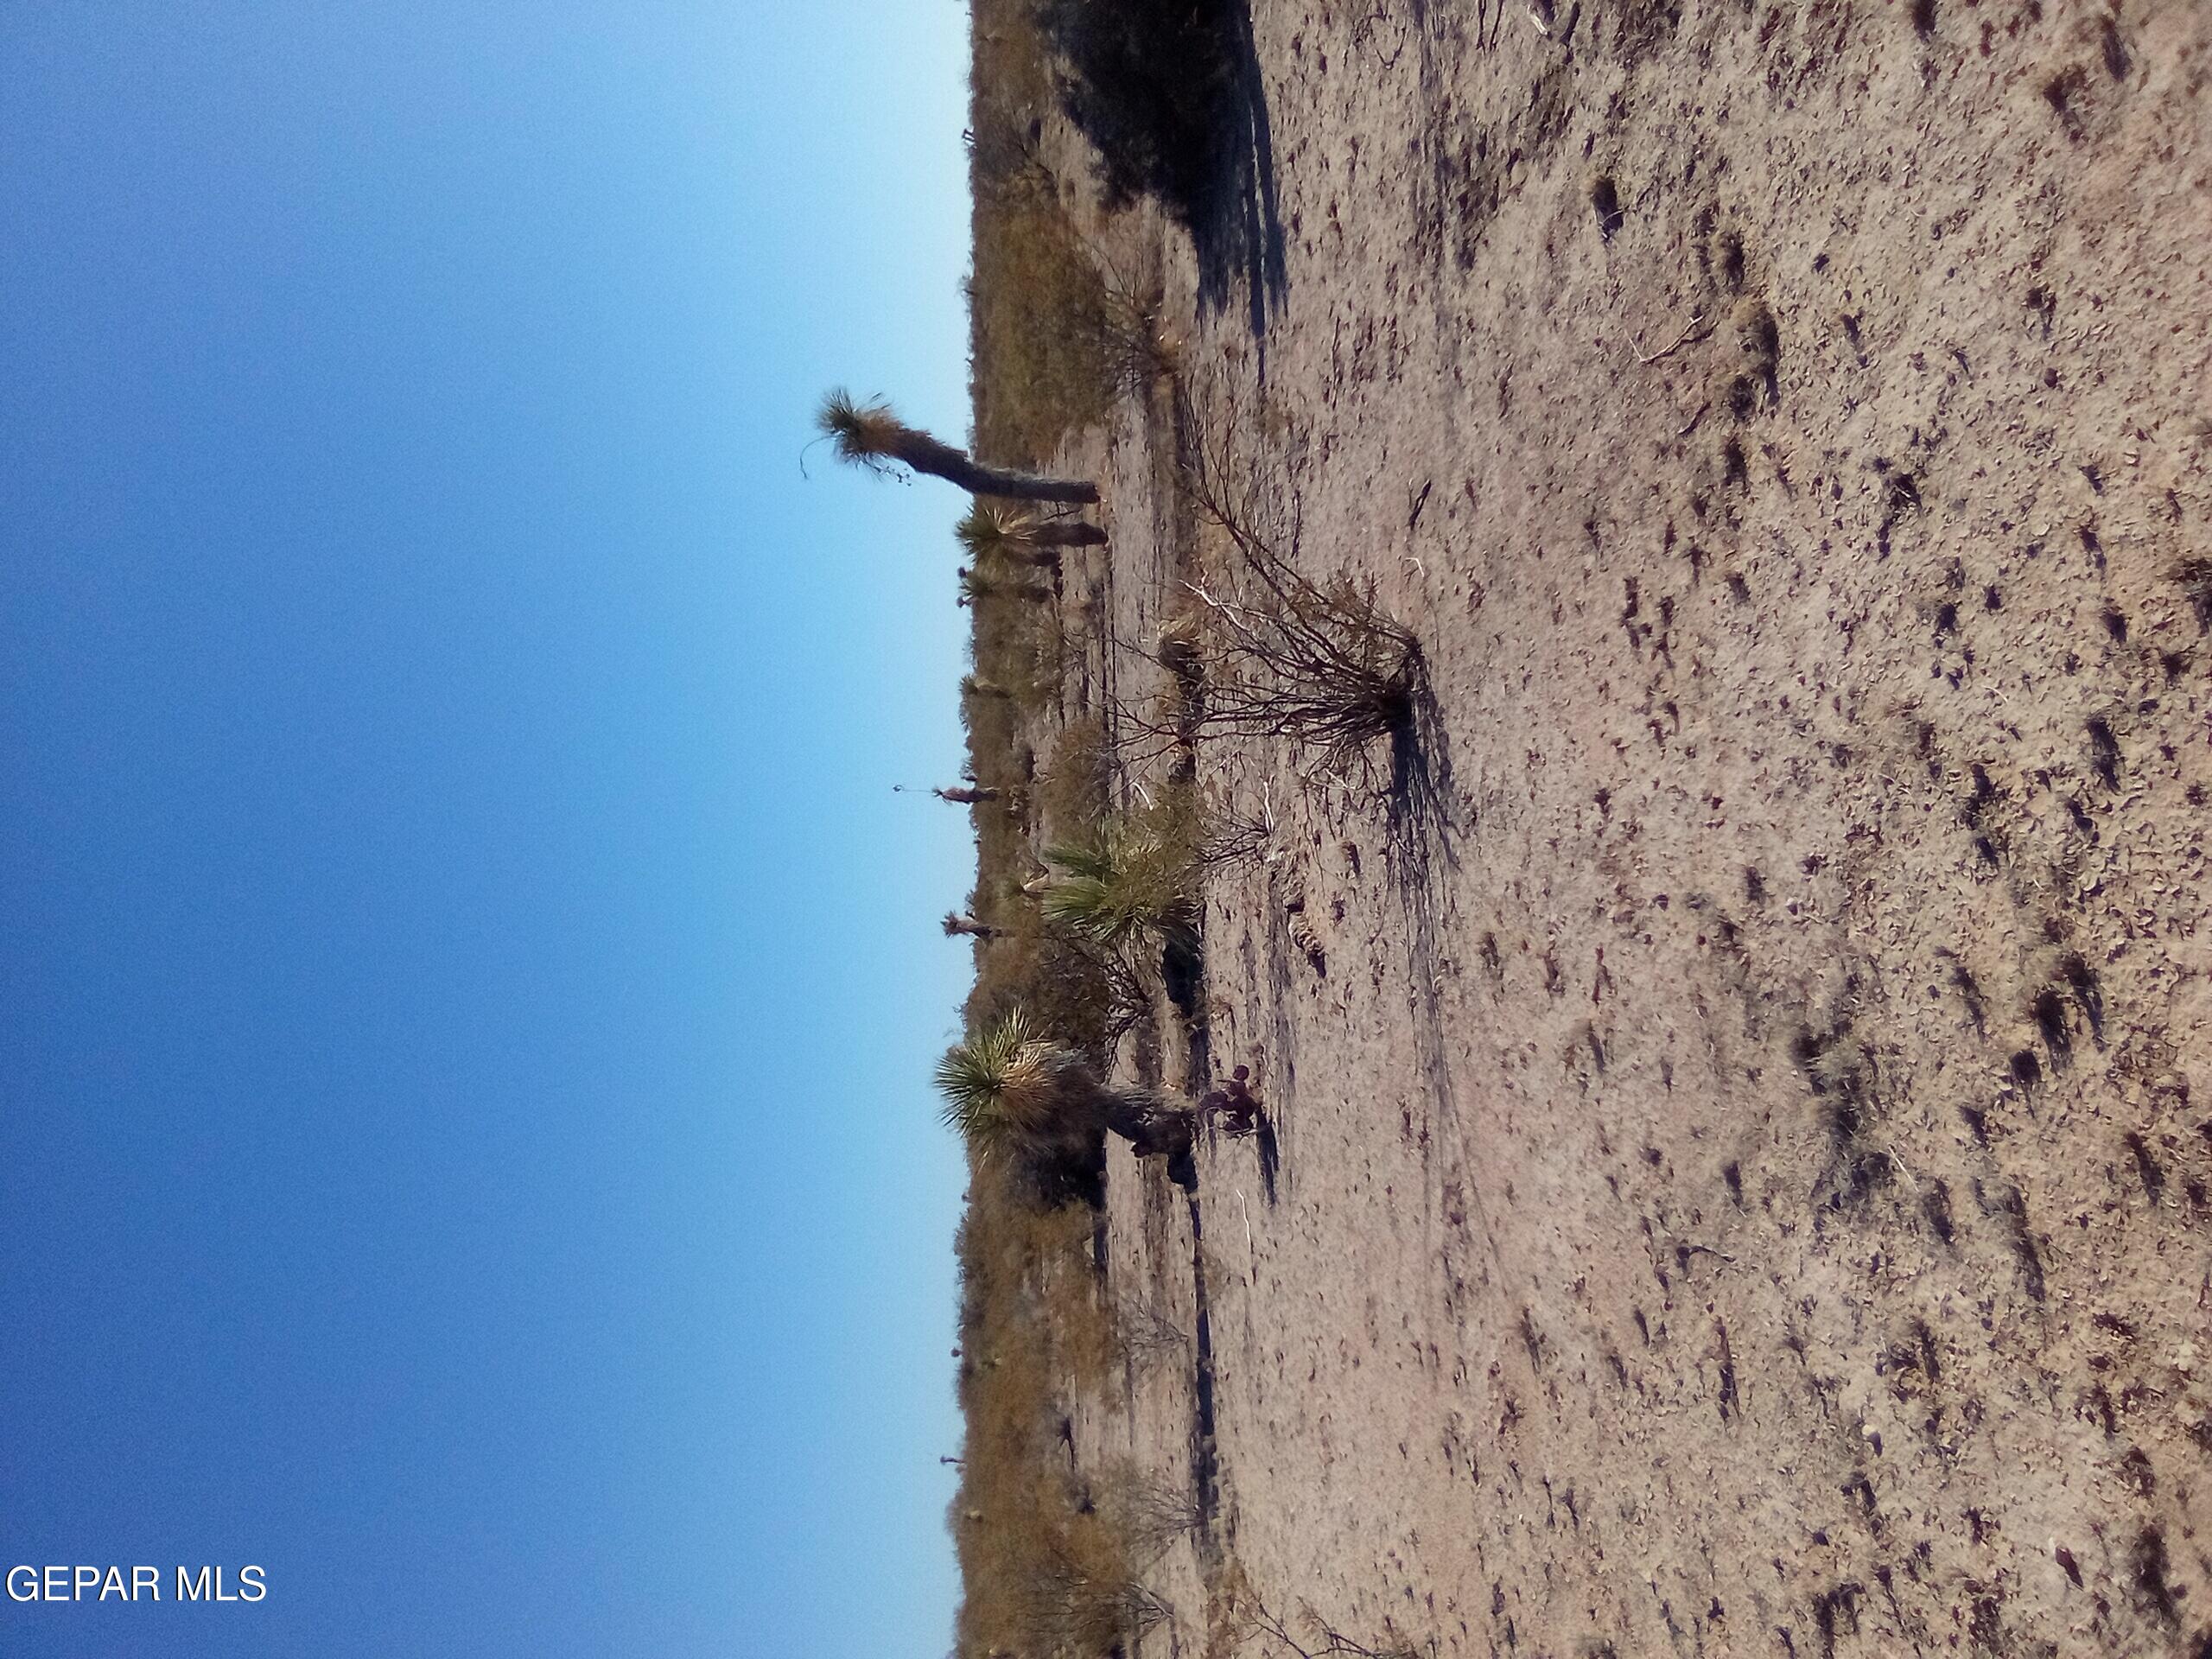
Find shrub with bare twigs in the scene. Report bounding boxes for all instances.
[1090,1459,1205,1566]
[1141,401,1440,825]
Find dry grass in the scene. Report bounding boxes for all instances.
[953,1161,1166,1658]
[1037,713,1115,838]
[949,3,1197,1655]
[966,0,1129,468]
[969,164,1110,466]
[1090,1457,1205,1566]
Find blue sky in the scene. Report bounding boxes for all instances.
[2,3,977,1654]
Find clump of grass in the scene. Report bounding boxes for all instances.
[1036,715,1115,840]
[960,567,1056,607]
[2171,557,2212,632]
[1096,254,1180,397]
[1011,1511,1173,1653]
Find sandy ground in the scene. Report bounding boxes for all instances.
[1041,3,2212,1656]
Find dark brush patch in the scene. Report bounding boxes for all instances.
[1715,230,1746,293]
[2033,988,2074,1067]
[2174,559,2212,632]
[1999,1183,2046,1302]
[2062,954,2105,1046]
[2133,1528,2182,1629]
[2042,66,2087,137]
[1716,1318,1738,1421]
[1923,1179,1956,1243]
[1812,1581,1864,1656]
[2088,717,2120,789]
[2101,16,2131,79]
[1590,175,1624,241]
[2119,1446,2156,1497]
[1519,1306,1545,1370]
[1952,963,1988,1037]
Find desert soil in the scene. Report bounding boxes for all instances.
[1039,3,2212,1656]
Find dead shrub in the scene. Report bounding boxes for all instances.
[1147,405,1436,818]
[1090,1458,1205,1565]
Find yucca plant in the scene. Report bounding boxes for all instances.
[958,567,1053,606]
[955,502,1109,570]
[816,389,1098,503]
[934,1007,1061,1160]
[935,1007,1192,1161]
[1039,814,1198,953]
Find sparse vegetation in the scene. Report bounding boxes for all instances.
[942,8,1223,1656]
[1090,1458,1205,1565]
[965,156,1113,464]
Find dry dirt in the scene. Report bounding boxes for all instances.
[1035,3,2212,1656]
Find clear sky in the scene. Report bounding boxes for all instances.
[1,3,977,1654]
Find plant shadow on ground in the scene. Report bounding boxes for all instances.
[1195,0,1290,343]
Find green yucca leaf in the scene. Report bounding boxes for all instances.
[1039,818,1195,951]
[934,1007,1060,1157]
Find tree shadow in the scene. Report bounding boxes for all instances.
[1192,2,1289,347]
[1384,655,1458,892]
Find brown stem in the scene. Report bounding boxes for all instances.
[889,428,1098,504]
